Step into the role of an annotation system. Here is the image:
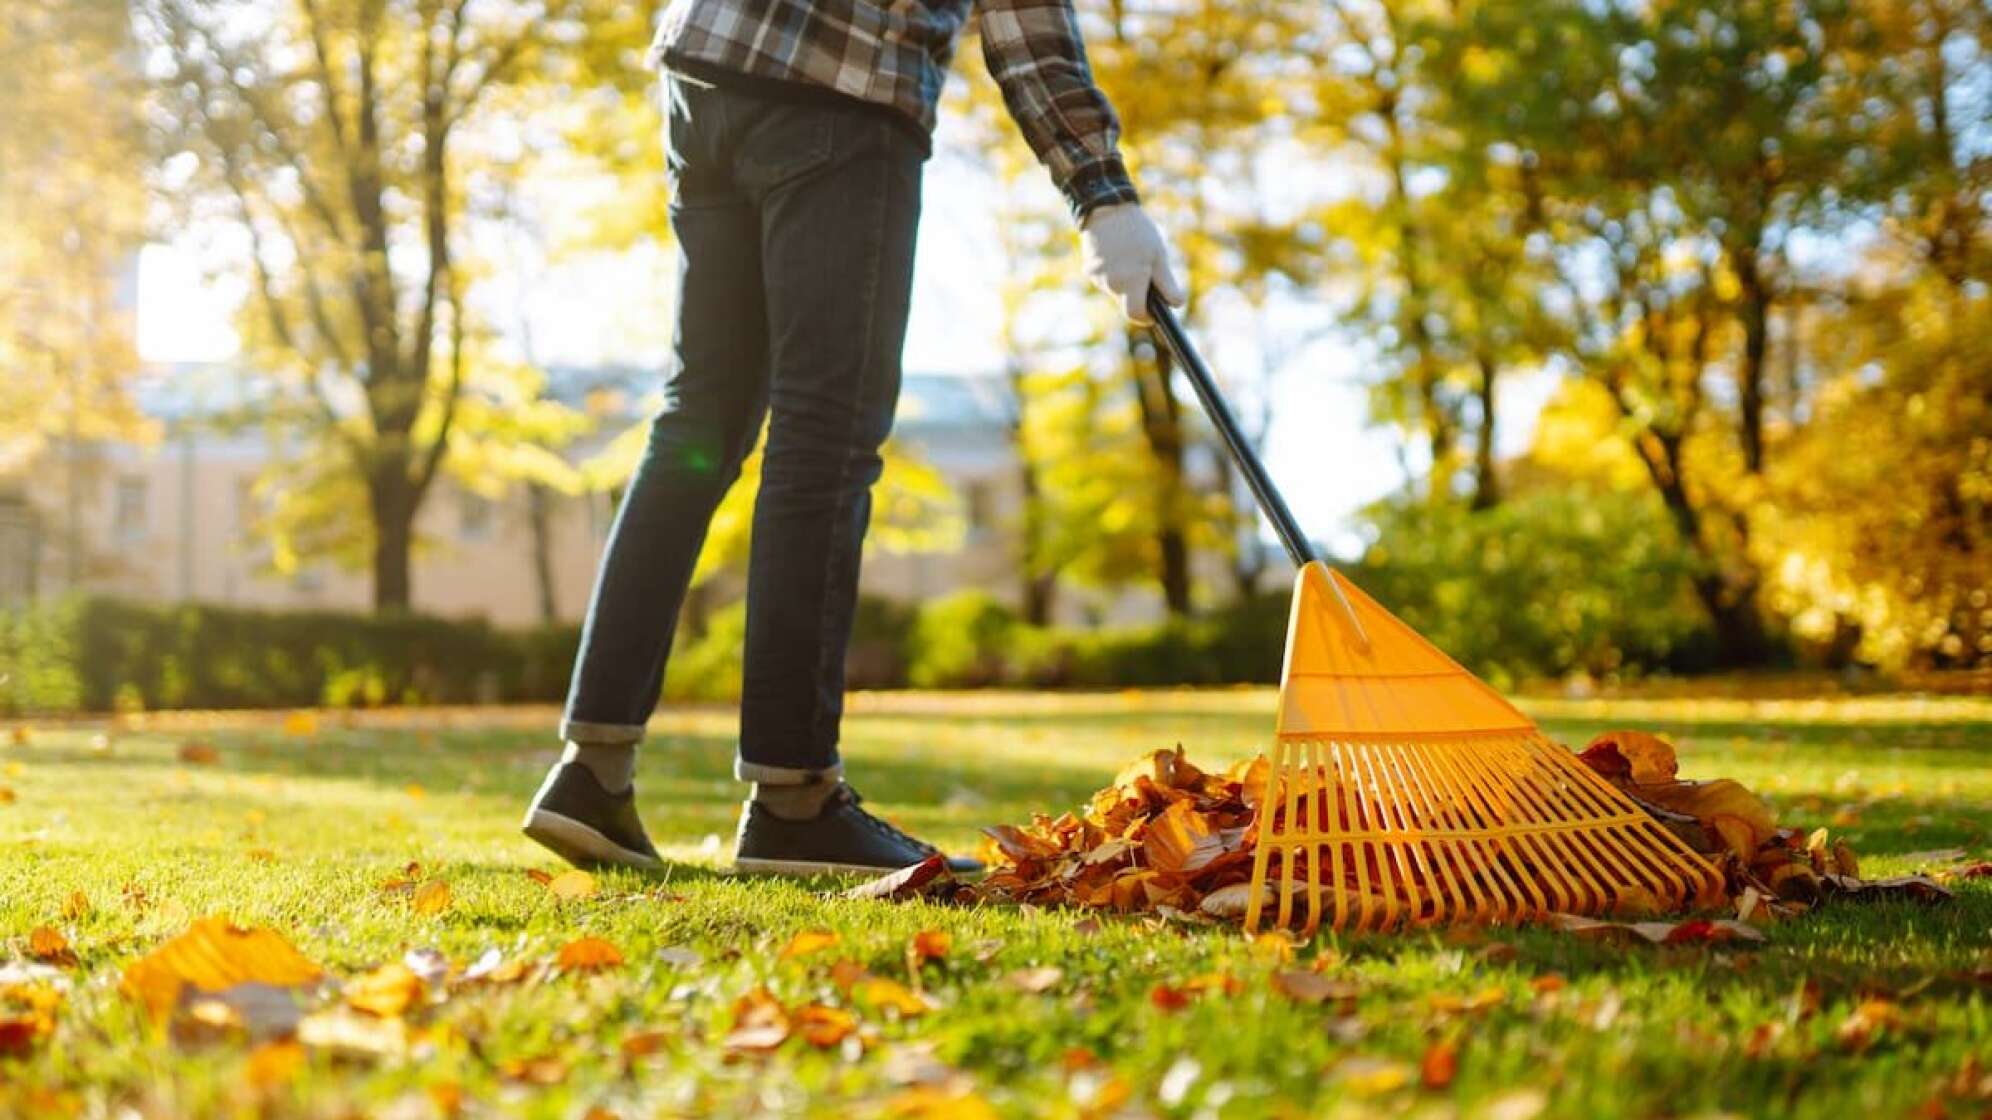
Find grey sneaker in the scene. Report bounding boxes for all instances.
[733,784,984,877]
[521,763,664,870]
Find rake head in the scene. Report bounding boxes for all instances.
[1243,562,1724,934]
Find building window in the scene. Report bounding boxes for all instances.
[460,492,495,542]
[113,477,149,546]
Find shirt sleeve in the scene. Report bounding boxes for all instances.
[975,0,1140,222]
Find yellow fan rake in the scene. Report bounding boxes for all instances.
[1146,294,1723,934]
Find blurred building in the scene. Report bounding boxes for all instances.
[0,364,1036,628]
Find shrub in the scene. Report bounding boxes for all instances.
[0,597,579,715]
[1349,489,1719,686]
[904,590,1021,689]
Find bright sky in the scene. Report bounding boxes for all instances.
[136,111,1553,558]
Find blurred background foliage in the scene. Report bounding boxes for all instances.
[1,0,1987,712]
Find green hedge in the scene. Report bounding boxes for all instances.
[0,598,579,714]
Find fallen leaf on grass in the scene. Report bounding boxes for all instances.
[843,854,956,901]
[1543,912,1765,946]
[880,1087,1000,1120]
[27,927,76,968]
[121,917,323,1024]
[182,982,305,1041]
[0,787,14,804]
[1149,984,1192,1013]
[244,1039,306,1088]
[281,712,318,738]
[345,962,426,1018]
[546,870,598,902]
[723,987,790,1052]
[795,1003,858,1048]
[1820,873,1954,905]
[524,869,554,886]
[402,948,450,988]
[1835,999,1904,1051]
[297,1006,408,1058]
[59,893,89,921]
[499,1055,570,1085]
[555,937,623,972]
[1271,970,1360,1005]
[411,881,452,917]
[1006,966,1064,993]
[178,742,220,765]
[780,929,840,960]
[620,1029,672,1058]
[856,977,931,1017]
[0,984,61,1058]
[1420,1040,1458,1089]
[909,929,951,966]
[1333,1057,1413,1095]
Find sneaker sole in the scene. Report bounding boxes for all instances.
[732,856,916,878]
[522,808,663,870]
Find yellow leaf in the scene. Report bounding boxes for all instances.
[556,937,624,972]
[880,1087,1000,1119]
[547,870,598,902]
[60,892,90,921]
[345,962,426,1018]
[120,917,323,1023]
[855,977,929,1017]
[779,929,840,960]
[244,1039,306,1089]
[411,881,452,917]
[282,712,318,738]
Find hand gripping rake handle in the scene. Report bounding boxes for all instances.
[1144,290,1369,648]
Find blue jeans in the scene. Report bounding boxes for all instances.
[561,75,924,784]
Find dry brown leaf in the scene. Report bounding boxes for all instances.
[1270,970,1359,1005]
[1420,1039,1459,1089]
[844,854,956,901]
[780,929,840,960]
[546,870,598,902]
[121,917,323,1024]
[27,926,76,968]
[1149,983,1192,1013]
[1578,730,1680,784]
[556,937,624,972]
[795,1003,858,1048]
[723,987,791,1052]
[620,1028,672,1058]
[0,787,15,805]
[909,929,951,966]
[500,1055,571,1084]
[178,741,220,765]
[524,868,554,886]
[1835,999,1904,1051]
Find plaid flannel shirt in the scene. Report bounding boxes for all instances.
[649,0,1140,220]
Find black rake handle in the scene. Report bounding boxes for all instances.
[1144,289,1318,568]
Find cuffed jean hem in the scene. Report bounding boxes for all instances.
[735,759,844,785]
[561,718,647,746]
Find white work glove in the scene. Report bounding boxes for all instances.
[1081,203,1186,325]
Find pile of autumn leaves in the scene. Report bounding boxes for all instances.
[949,733,1972,927]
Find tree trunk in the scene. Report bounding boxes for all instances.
[1004,362,1057,627]
[1633,431,1771,665]
[370,480,415,612]
[526,483,559,624]
[1470,351,1500,510]
[1733,250,1771,474]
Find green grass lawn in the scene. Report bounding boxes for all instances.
[2,689,1988,1119]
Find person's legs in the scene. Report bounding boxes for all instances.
[732,101,923,792]
[525,79,769,868]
